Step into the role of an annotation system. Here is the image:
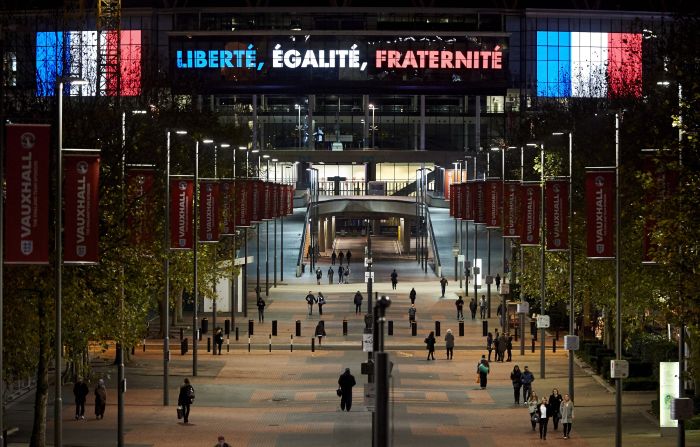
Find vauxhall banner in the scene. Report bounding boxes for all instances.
[473,180,486,224]
[545,180,569,251]
[263,181,273,220]
[449,184,455,217]
[250,180,262,223]
[454,183,463,219]
[64,154,100,263]
[235,179,251,227]
[126,169,156,245]
[519,182,541,246]
[287,185,295,215]
[484,179,501,228]
[5,124,50,264]
[585,169,615,259]
[273,183,281,218]
[463,182,474,221]
[170,179,193,249]
[199,181,220,242]
[502,181,520,238]
[220,181,234,235]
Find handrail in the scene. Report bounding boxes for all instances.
[425,207,441,277]
[296,203,311,277]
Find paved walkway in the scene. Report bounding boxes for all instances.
[5,236,697,446]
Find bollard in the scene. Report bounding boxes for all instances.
[290,334,294,352]
[531,339,536,353]
[533,329,538,342]
[459,320,464,337]
[207,337,211,353]
[201,317,208,334]
[553,338,557,353]
[180,338,188,355]
[343,319,348,336]
[530,320,537,336]
[388,320,393,336]
[197,329,202,341]
[180,328,184,340]
[225,319,231,335]
[482,320,488,337]
[248,319,254,336]
[411,322,417,336]
[269,334,272,353]
[295,320,301,337]
[311,337,315,352]
[226,337,230,353]
[435,321,441,337]
[143,339,146,352]
[248,337,251,352]
[272,320,278,336]
[235,326,239,341]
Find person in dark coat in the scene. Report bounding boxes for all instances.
[548,388,564,431]
[390,269,398,289]
[177,378,195,424]
[305,291,317,315]
[537,397,551,440]
[346,250,352,265]
[486,332,494,361]
[353,291,363,314]
[469,298,478,320]
[338,251,345,265]
[506,335,513,362]
[331,250,337,265]
[94,379,107,420]
[495,273,501,291]
[338,265,344,284]
[444,329,455,360]
[257,298,266,323]
[214,327,224,355]
[510,365,522,405]
[328,266,334,284]
[315,267,322,285]
[455,296,464,320]
[424,331,436,360]
[478,356,490,389]
[314,321,326,345]
[439,276,448,297]
[73,376,89,420]
[338,368,356,411]
[317,292,326,315]
[497,333,507,362]
[409,287,416,304]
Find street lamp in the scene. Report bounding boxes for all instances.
[306,167,319,271]
[55,76,87,447]
[238,145,250,317]
[294,104,302,148]
[369,104,378,148]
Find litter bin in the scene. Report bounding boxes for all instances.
[201,317,209,334]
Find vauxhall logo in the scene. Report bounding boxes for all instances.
[20,132,36,255]
[75,161,89,257]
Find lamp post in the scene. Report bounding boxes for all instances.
[272,158,278,288]
[369,104,377,148]
[263,154,270,295]
[295,104,302,148]
[306,167,319,272]
[453,162,460,284]
[238,146,249,318]
[55,76,87,447]
[614,112,622,447]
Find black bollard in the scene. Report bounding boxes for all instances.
[269,334,272,353]
[272,320,278,336]
[515,329,519,341]
[435,321,441,337]
[201,317,208,334]
[248,319,254,336]
[388,320,393,336]
[530,320,537,336]
[248,337,251,352]
[207,337,211,353]
[224,319,230,335]
[290,334,294,352]
[180,338,188,355]
[482,320,488,337]
[197,329,202,341]
[553,338,557,353]
[531,338,536,353]
[411,322,417,336]
[459,320,464,337]
[343,319,348,336]
[295,320,301,337]
[311,337,315,352]
[235,326,239,341]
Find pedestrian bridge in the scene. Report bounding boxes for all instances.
[315,195,418,218]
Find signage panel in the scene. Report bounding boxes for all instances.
[519,183,541,246]
[585,170,615,259]
[170,179,193,249]
[545,179,569,250]
[64,154,100,264]
[503,181,519,238]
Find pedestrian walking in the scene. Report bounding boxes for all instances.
[315,267,322,285]
[527,392,539,431]
[444,329,454,359]
[439,276,448,297]
[455,296,464,320]
[409,287,416,304]
[73,376,89,420]
[315,321,326,345]
[214,327,224,354]
[495,273,501,291]
[521,365,535,403]
[537,397,551,440]
[510,365,522,405]
[337,368,356,411]
[560,393,575,439]
[469,298,477,320]
[346,250,352,265]
[305,291,317,316]
[94,379,107,420]
[548,388,563,431]
[390,269,398,289]
[343,266,350,283]
[497,333,507,362]
[331,250,337,265]
[257,298,266,323]
[477,356,490,389]
[497,302,505,327]
[328,266,334,284]
[424,331,436,360]
[338,251,345,265]
[408,303,417,327]
[353,291,363,314]
[506,335,513,361]
[486,332,493,361]
[338,265,344,284]
[479,295,487,319]
[317,292,326,315]
[214,435,231,447]
[177,378,195,424]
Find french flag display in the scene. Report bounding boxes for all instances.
[36,30,141,97]
[536,31,642,98]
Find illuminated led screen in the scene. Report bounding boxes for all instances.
[536,31,642,98]
[36,30,141,96]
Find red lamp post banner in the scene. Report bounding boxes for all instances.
[458,183,467,220]
[250,179,262,223]
[287,185,295,215]
[585,169,615,259]
[263,181,273,220]
[519,182,541,246]
[545,179,569,251]
[235,179,251,227]
[473,180,486,224]
[170,179,193,249]
[126,168,155,245]
[63,154,100,264]
[219,181,235,236]
[273,183,281,218]
[454,183,462,219]
[464,182,474,221]
[502,181,520,238]
[199,181,219,242]
[4,124,51,264]
[448,184,455,217]
[485,179,502,228]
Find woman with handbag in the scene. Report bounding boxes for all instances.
[177,378,195,424]
[527,392,539,432]
[424,331,436,361]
